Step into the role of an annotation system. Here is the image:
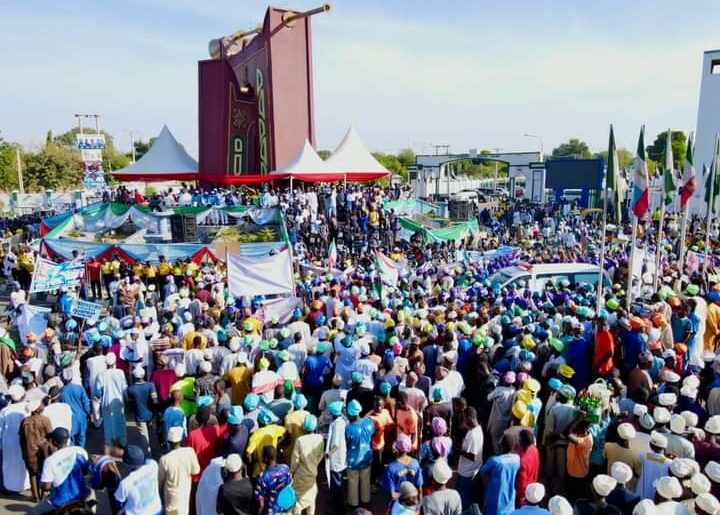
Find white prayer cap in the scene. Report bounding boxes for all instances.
[224,453,243,473]
[105,353,117,366]
[670,458,691,479]
[237,351,248,365]
[548,495,573,515]
[633,404,648,417]
[228,336,241,352]
[706,416,720,435]
[706,461,720,483]
[688,473,712,496]
[670,414,686,435]
[664,371,681,384]
[167,426,183,443]
[8,384,25,401]
[632,499,657,515]
[133,367,145,379]
[199,361,212,373]
[650,430,668,449]
[658,393,677,407]
[695,493,720,514]
[592,474,617,497]
[610,461,633,485]
[26,399,42,413]
[653,407,671,424]
[525,483,545,504]
[618,423,637,440]
[431,458,452,485]
[655,476,682,499]
[683,374,700,389]
[680,385,698,399]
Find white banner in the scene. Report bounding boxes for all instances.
[80,149,103,162]
[18,305,50,344]
[260,296,303,324]
[29,257,85,293]
[227,249,294,298]
[72,300,103,320]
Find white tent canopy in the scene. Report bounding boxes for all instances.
[113,125,198,182]
[271,139,330,175]
[324,126,391,175]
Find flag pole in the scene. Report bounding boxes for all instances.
[654,129,673,292]
[703,141,717,280]
[653,200,666,292]
[677,131,694,284]
[627,215,638,309]
[597,125,612,313]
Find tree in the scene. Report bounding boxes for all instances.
[397,148,416,168]
[317,149,332,161]
[0,138,19,191]
[23,142,82,192]
[129,137,157,162]
[551,138,592,159]
[646,130,686,171]
[594,147,634,170]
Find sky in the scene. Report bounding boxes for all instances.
[0,0,718,159]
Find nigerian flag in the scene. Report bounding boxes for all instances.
[662,129,676,206]
[374,251,399,286]
[606,125,624,223]
[705,136,720,214]
[327,239,337,269]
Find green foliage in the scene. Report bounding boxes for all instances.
[0,139,19,191]
[453,158,508,179]
[317,149,332,161]
[646,130,686,171]
[594,147,634,170]
[552,138,592,159]
[23,142,82,192]
[397,148,415,168]
[53,126,129,176]
[129,137,157,162]
[372,152,407,182]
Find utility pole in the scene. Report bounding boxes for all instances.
[15,145,24,194]
[129,131,137,163]
[493,147,503,190]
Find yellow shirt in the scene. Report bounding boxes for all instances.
[110,259,121,273]
[158,262,171,276]
[183,331,207,350]
[145,265,157,279]
[101,262,112,275]
[18,253,33,272]
[245,424,286,477]
[173,264,184,276]
[132,264,144,277]
[185,262,199,277]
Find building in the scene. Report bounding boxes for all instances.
[694,49,720,210]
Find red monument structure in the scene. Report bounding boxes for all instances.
[198,5,330,182]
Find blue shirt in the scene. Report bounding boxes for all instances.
[304,354,331,386]
[510,506,550,515]
[59,383,90,429]
[383,458,423,496]
[41,447,90,508]
[127,381,156,423]
[620,329,646,370]
[345,417,375,470]
[481,453,520,515]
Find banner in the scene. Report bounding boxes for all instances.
[260,296,303,324]
[227,249,294,298]
[72,300,103,320]
[374,251,399,286]
[76,134,106,191]
[17,305,50,344]
[29,257,85,293]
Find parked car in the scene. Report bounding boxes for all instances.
[489,263,611,292]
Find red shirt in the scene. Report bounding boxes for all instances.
[516,444,540,505]
[86,261,101,281]
[593,330,615,377]
[150,368,177,402]
[187,424,222,481]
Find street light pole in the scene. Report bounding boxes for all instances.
[523,133,544,157]
[129,131,137,163]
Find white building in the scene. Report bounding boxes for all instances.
[694,49,720,211]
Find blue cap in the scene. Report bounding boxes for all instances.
[347,399,362,417]
[303,414,318,432]
[244,393,259,411]
[379,381,391,396]
[197,395,213,408]
[328,400,344,417]
[258,409,273,425]
[276,485,296,511]
[548,378,563,391]
[227,405,243,425]
[293,393,308,410]
[351,371,363,384]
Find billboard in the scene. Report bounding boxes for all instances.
[544,158,603,190]
[76,134,106,190]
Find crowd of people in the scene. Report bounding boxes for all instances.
[2,182,720,515]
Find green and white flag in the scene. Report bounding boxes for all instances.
[606,125,624,222]
[374,251,399,287]
[327,239,337,269]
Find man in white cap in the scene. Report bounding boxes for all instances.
[604,423,641,491]
[94,352,128,453]
[653,476,684,514]
[695,493,720,515]
[667,414,695,459]
[217,453,254,514]
[636,431,672,500]
[126,366,157,450]
[607,461,641,514]
[548,495,573,515]
[697,416,720,468]
[0,384,30,493]
[420,458,462,515]
[632,499,657,515]
[195,456,225,515]
[159,426,200,515]
[575,474,618,514]
[509,482,549,514]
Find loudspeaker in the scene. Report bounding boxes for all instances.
[170,215,198,242]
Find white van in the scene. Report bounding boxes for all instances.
[489,263,611,292]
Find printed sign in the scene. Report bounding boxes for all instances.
[29,257,85,293]
[75,134,106,150]
[72,300,103,320]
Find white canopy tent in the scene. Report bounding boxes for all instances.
[113,125,198,182]
[323,126,391,177]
